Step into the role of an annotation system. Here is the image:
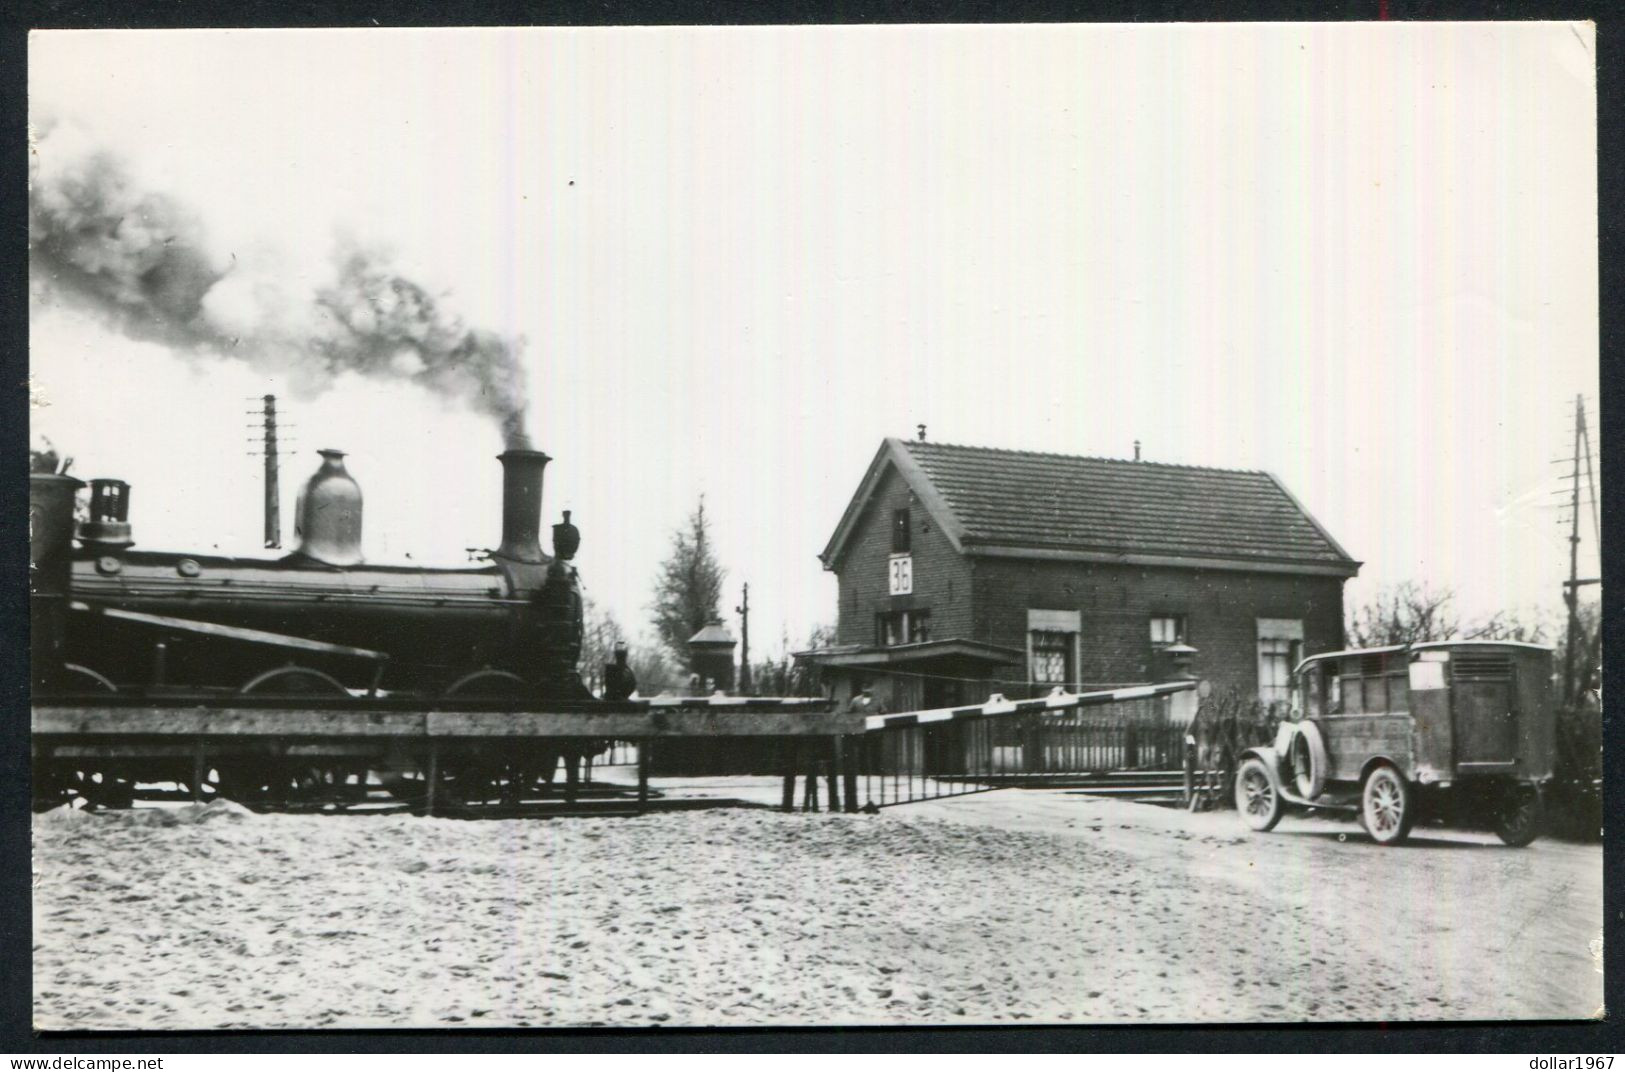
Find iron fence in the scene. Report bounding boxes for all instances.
[841,684,1198,810]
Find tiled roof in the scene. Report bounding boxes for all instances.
[820,438,1357,573]
[687,621,736,644]
[901,440,1354,567]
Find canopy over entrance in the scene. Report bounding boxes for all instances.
[795,637,1024,712]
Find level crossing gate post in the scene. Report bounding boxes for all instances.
[802,746,820,812]
[842,734,860,813]
[191,739,206,804]
[825,735,841,813]
[564,748,580,805]
[1182,731,1196,808]
[424,741,439,817]
[269,740,289,808]
[781,737,797,812]
[637,739,651,813]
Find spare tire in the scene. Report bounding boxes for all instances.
[1288,720,1328,799]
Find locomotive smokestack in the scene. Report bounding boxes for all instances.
[494,449,551,564]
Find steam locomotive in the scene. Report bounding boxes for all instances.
[30,445,618,807]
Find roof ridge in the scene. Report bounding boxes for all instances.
[901,438,1268,476]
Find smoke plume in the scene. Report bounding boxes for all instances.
[28,121,531,447]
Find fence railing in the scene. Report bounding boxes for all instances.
[840,682,1198,810]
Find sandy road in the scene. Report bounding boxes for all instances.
[907,791,1606,1022]
[32,791,1602,1029]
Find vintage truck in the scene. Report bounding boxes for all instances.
[1234,641,1555,846]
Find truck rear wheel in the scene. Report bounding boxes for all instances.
[1236,756,1284,832]
[1361,764,1414,846]
[1492,783,1544,847]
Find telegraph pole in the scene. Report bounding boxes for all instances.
[1559,395,1600,705]
[263,395,282,549]
[735,582,752,694]
[1564,397,1582,705]
[246,394,284,549]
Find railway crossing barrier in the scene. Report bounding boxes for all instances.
[786,680,1200,812]
[33,683,1201,815]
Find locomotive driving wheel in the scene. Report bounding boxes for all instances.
[217,665,362,807]
[35,664,135,811]
[442,669,528,697]
[37,768,136,811]
[436,670,558,809]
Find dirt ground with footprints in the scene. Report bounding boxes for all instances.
[32,788,1603,1029]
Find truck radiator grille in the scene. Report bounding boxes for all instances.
[1452,652,1513,681]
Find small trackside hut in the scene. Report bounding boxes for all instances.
[1234,641,1556,846]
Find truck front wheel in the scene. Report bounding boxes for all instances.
[1236,756,1284,832]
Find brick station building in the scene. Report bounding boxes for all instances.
[798,437,1360,714]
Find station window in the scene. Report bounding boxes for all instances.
[1030,630,1075,685]
[892,508,911,554]
[1258,638,1300,703]
[876,608,929,647]
[1149,615,1185,646]
[1256,618,1305,704]
[1027,610,1081,688]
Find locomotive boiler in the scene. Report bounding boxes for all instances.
[30,444,608,808]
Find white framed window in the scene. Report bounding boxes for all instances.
[1027,609,1081,687]
[876,609,929,647]
[1257,618,1304,704]
[1149,615,1185,646]
[1030,631,1073,684]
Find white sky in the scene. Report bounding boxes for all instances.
[29,23,1599,656]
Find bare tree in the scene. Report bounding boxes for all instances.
[1346,582,1462,648]
[578,598,628,697]
[579,597,685,697]
[627,646,681,696]
[1463,609,1550,644]
[649,495,726,670]
[1348,582,1556,649]
[749,623,836,698]
[1554,599,1602,695]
